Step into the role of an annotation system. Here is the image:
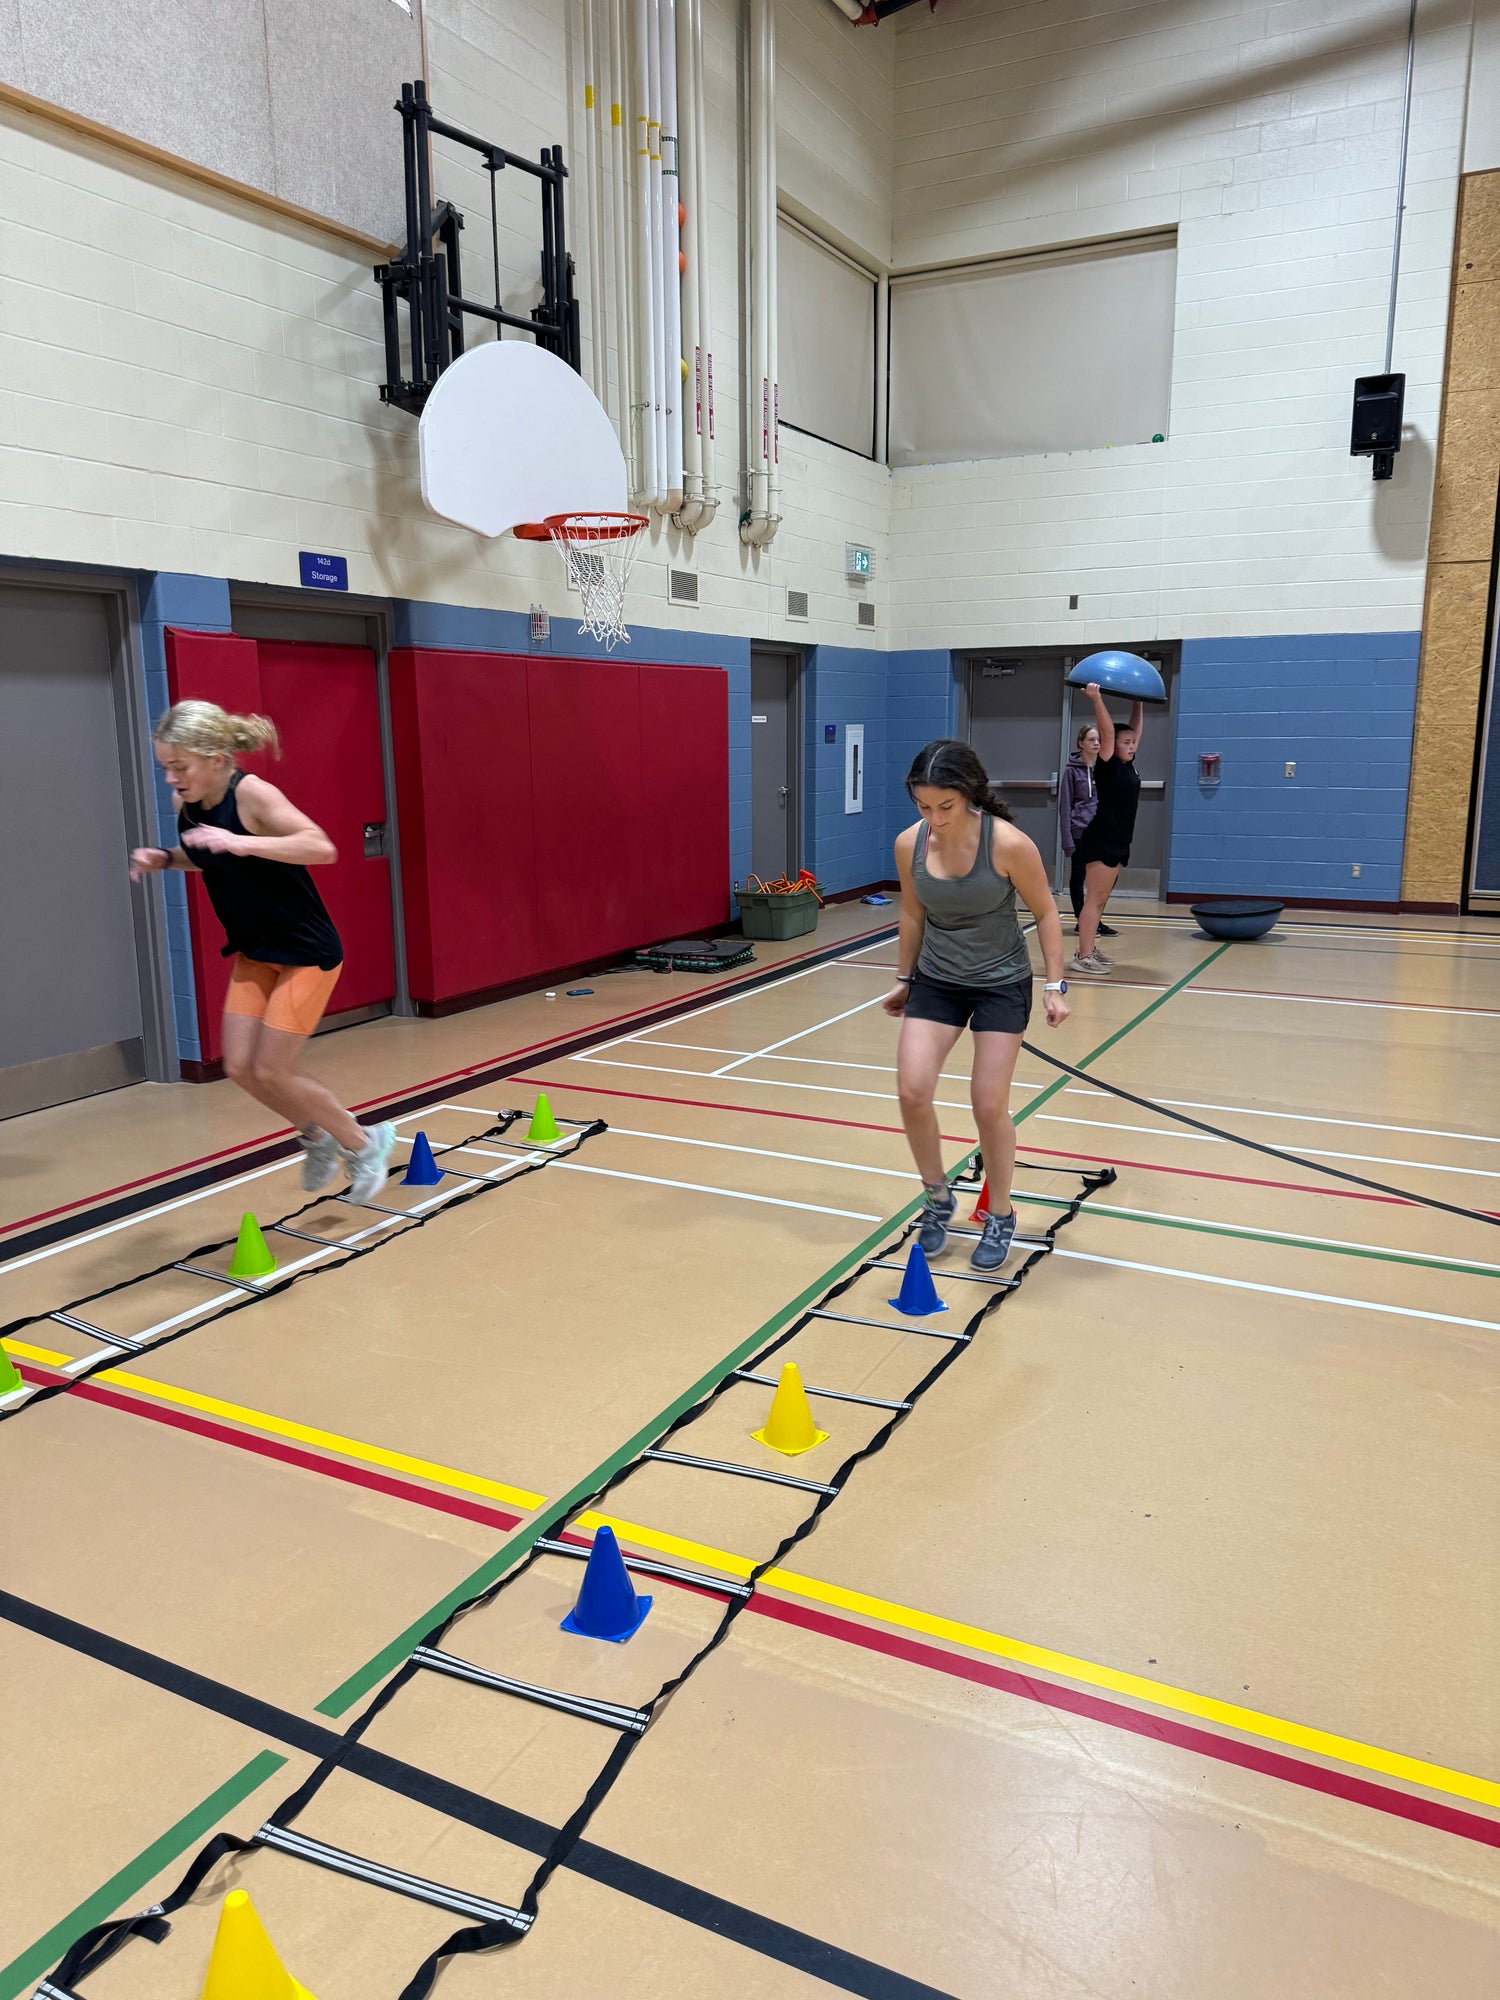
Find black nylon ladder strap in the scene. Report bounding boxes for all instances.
[252,1825,532,1931]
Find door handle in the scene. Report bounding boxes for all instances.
[777,786,789,807]
[362,821,388,858]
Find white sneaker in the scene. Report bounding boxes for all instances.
[1089,947,1114,969]
[342,1122,396,1204]
[298,1128,340,1194]
[1067,952,1110,976]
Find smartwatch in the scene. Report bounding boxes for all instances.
[1043,980,1067,994]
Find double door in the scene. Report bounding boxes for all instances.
[964,648,1177,896]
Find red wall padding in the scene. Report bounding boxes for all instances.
[390,649,730,1007]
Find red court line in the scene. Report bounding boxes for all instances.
[749,1595,1500,1851]
[27,1359,1494,1852]
[0,921,895,1241]
[527,1079,1438,1209]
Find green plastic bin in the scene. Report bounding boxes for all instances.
[736,886,821,940]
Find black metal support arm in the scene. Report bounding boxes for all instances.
[375,80,581,415]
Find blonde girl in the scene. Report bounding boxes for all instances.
[129,700,394,1201]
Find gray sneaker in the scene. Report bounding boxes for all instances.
[916,1183,957,1257]
[298,1127,340,1194]
[343,1122,396,1205]
[1067,951,1110,976]
[970,1207,1018,1272]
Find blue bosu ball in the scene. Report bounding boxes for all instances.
[1066,650,1168,704]
[1190,899,1283,940]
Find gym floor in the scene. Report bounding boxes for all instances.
[2,901,1498,1999]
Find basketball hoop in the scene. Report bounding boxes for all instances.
[517,511,648,652]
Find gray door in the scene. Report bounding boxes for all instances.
[750,649,797,882]
[1063,653,1175,895]
[0,588,148,1116]
[966,657,1065,877]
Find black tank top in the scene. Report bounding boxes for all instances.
[179,772,342,970]
[1091,753,1141,845]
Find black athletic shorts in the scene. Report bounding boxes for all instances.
[905,972,1033,1034]
[1077,835,1131,869]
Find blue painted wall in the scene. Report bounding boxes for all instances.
[801,646,893,892]
[1168,633,1420,903]
[886,648,958,857]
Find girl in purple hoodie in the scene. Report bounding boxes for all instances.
[1058,723,1116,939]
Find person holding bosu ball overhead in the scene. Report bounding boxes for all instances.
[129,700,396,1202]
[1070,680,1144,976]
[884,739,1069,1274]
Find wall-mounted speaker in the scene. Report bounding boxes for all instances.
[1351,373,1405,480]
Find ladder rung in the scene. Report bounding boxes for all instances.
[809,1308,971,1342]
[534,1536,752,1600]
[413,1647,648,1732]
[172,1263,265,1295]
[643,1447,836,1496]
[868,1259,1020,1288]
[271,1223,363,1252]
[252,1824,530,1930]
[50,1312,145,1352]
[731,1369,910,1412]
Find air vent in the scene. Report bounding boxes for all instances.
[857,601,876,628]
[787,588,809,621]
[668,568,699,607]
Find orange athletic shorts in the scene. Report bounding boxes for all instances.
[224,957,342,1039]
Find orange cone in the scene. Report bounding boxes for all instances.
[969,1179,991,1223]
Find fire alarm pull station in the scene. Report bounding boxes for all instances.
[1199,752,1221,787]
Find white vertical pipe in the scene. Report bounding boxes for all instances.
[873,269,888,464]
[609,0,636,485]
[673,0,703,527]
[742,0,769,540]
[660,0,685,514]
[646,0,668,507]
[692,0,717,528]
[590,0,613,419]
[580,0,605,404]
[763,0,779,540]
[633,0,658,508]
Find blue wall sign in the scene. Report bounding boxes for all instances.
[299,551,349,591]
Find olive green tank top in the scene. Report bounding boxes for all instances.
[912,813,1033,988]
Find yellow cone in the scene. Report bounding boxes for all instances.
[751,1363,828,1457]
[200,1889,318,2000]
[526,1093,562,1145]
[226,1213,277,1282]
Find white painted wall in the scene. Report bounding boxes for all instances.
[0,0,891,652]
[889,0,1472,645]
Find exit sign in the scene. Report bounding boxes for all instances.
[844,543,874,580]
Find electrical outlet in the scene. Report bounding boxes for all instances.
[1351,862,1362,878]
[1284,761,1296,778]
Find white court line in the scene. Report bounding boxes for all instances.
[638,1041,993,1088]
[569,1053,975,1113]
[1074,1202,1500,1277]
[546,1159,881,1223]
[1106,915,1500,949]
[603,1127,915,1181]
[584,943,889,1058]
[712,993,889,1077]
[1065,1087,1500,1150]
[1035,1113,1500,1183]
[1053,1248,1500,1334]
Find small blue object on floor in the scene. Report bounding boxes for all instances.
[401,1131,444,1186]
[861,893,892,904]
[1066,649,1168,704]
[888,1241,947,1316]
[567,987,594,995]
[1190,898,1283,940]
[561,1523,652,1642]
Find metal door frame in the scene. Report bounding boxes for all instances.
[0,562,178,1087]
[229,587,413,1017]
[748,643,804,880]
[959,642,1182,897]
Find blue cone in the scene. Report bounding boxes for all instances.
[401,1131,444,1186]
[561,1524,652,1643]
[888,1241,947,1316]
[1066,649,1168,705]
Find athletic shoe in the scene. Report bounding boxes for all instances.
[1089,947,1114,969]
[1097,923,1118,938]
[298,1127,340,1194]
[343,1122,396,1205]
[970,1208,1018,1272]
[916,1183,957,1257]
[1067,951,1110,975]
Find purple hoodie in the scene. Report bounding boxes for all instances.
[1058,751,1098,855]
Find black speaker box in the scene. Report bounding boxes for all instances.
[1351,373,1405,455]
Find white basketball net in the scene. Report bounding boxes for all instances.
[546,513,646,652]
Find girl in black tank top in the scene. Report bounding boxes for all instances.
[130,700,396,1204]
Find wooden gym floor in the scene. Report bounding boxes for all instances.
[2,901,1498,1998]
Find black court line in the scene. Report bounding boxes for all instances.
[1,1591,957,2000]
[0,925,896,1268]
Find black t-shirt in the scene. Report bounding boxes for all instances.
[180,772,343,969]
[1089,753,1141,846]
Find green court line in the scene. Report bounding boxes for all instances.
[0,1751,286,2000]
[1015,1195,1500,1281]
[14,940,1231,1986]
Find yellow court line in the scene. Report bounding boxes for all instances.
[2,1337,545,1512]
[11,1336,1496,1813]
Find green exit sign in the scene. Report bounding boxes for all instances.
[844,543,874,580]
